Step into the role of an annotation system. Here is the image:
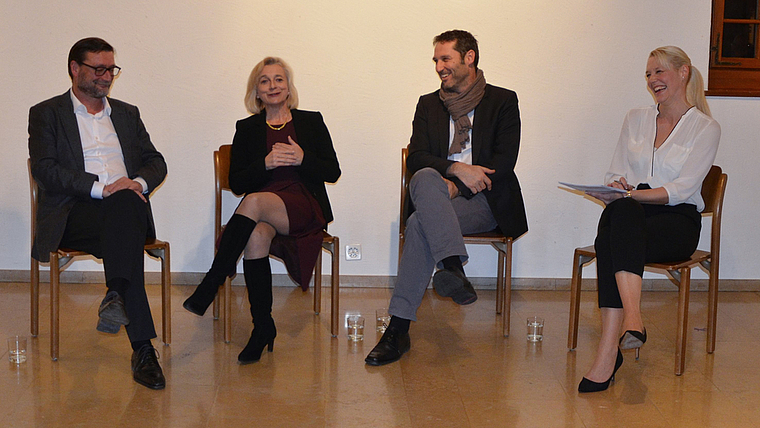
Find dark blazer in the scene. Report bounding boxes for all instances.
[406,84,528,238]
[228,109,340,225]
[28,91,167,262]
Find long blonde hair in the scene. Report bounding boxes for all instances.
[244,57,299,114]
[648,46,711,117]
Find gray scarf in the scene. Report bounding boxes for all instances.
[439,69,486,155]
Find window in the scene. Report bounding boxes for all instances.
[708,0,760,96]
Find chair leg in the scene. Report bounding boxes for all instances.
[706,260,719,354]
[675,267,691,376]
[50,252,60,361]
[495,250,504,315]
[502,238,513,337]
[161,244,171,345]
[31,258,39,337]
[223,277,232,343]
[567,250,584,350]
[331,236,340,338]
[213,290,221,320]
[314,250,323,315]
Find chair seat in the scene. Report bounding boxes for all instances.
[574,245,711,272]
[647,250,711,271]
[463,230,510,243]
[57,238,169,257]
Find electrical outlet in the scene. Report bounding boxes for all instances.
[345,244,362,261]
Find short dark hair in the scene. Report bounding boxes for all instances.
[67,37,114,79]
[433,29,479,69]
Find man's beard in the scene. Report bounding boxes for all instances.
[77,79,111,99]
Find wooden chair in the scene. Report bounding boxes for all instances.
[211,145,340,340]
[567,165,728,375]
[28,160,171,361]
[399,148,515,336]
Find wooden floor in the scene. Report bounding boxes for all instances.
[2,280,760,427]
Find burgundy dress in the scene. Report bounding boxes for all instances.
[259,121,325,290]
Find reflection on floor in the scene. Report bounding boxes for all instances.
[2,281,760,427]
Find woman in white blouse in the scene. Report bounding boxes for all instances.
[578,46,720,393]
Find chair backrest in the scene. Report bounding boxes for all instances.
[399,147,411,233]
[28,159,38,247]
[214,144,234,244]
[700,165,728,260]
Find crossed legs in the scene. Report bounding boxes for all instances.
[586,198,700,383]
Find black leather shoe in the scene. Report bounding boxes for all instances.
[365,326,411,366]
[96,318,121,334]
[432,268,477,305]
[97,290,129,333]
[131,345,166,390]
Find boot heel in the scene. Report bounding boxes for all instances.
[267,339,275,352]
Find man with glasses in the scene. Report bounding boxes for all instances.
[28,37,167,389]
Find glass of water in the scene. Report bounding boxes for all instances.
[375,308,390,333]
[526,316,544,342]
[347,315,365,342]
[7,336,27,364]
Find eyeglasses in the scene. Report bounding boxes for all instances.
[78,62,122,77]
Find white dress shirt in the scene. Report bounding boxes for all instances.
[605,105,720,212]
[447,110,475,165]
[70,90,147,198]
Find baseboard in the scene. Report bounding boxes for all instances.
[2,269,759,291]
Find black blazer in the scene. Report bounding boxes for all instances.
[228,109,341,225]
[406,84,528,238]
[28,91,167,262]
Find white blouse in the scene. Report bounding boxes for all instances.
[605,105,720,212]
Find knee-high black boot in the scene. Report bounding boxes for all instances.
[238,257,277,364]
[183,214,256,316]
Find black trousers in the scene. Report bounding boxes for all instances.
[60,190,156,342]
[595,197,701,308]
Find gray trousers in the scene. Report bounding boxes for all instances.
[389,168,498,321]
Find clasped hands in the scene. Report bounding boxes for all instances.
[442,162,496,199]
[265,136,304,170]
[103,177,146,202]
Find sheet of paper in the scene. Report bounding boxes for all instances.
[558,182,626,193]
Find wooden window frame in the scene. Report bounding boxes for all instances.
[707,0,760,97]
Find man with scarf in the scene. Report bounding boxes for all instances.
[366,29,528,366]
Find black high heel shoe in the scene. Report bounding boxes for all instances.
[578,349,624,393]
[238,320,277,364]
[619,328,647,359]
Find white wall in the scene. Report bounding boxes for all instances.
[1,0,757,280]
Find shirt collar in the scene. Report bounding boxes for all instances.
[69,88,111,117]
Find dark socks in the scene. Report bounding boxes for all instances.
[388,316,410,334]
[131,340,151,352]
[441,256,464,274]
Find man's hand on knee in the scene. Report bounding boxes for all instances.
[103,177,147,202]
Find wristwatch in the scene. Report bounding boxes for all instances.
[624,190,632,198]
